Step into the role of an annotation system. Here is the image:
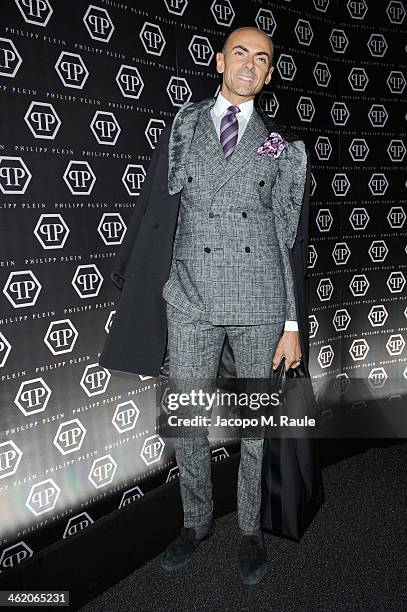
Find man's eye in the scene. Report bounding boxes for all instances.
[235,51,243,55]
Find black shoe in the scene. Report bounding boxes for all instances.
[238,530,267,585]
[160,521,215,571]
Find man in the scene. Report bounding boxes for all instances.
[99,26,310,585]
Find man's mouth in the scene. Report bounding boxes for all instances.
[236,74,255,83]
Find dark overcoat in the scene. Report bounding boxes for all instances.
[98,103,312,379]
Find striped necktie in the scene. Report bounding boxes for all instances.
[220,105,240,160]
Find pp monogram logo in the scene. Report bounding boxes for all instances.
[90,111,121,145]
[167,77,192,107]
[349,339,369,361]
[54,419,86,454]
[347,0,368,20]
[255,8,277,36]
[317,345,334,369]
[331,102,350,126]
[331,173,350,196]
[34,213,69,249]
[145,119,165,149]
[368,240,388,263]
[0,543,33,572]
[14,377,51,415]
[83,5,114,43]
[212,447,230,462]
[348,138,369,162]
[317,278,334,301]
[368,305,388,327]
[164,0,188,15]
[26,479,61,516]
[80,363,111,397]
[141,434,165,465]
[367,34,388,57]
[386,334,405,356]
[349,208,369,231]
[309,314,319,339]
[0,331,12,367]
[55,52,89,89]
[349,274,369,297]
[368,368,387,389]
[295,19,314,46]
[166,466,180,483]
[308,244,318,268]
[0,37,23,77]
[387,139,406,162]
[15,0,53,27]
[98,213,126,246]
[63,513,94,538]
[348,67,369,91]
[258,91,279,118]
[0,156,32,194]
[387,207,406,229]
[88,455,117,489]
[112,400,140,433]
[368,173,388,196]
[315,137,332,161]
[313,62,331,87]
[332,242,351,266]
[386,271,406,293]
[25,101,61,139]
[140,22,166,56]
[0,441,23,479]
[211,0,235,26]
[119,486,144,508]
[386,1,406,24]
[64,161,96,195]
[116,65,144,99]
[72,264,103,298]
[316,209,333,232]
[368,104,388,127]
[313,0,329,11]
[276,54,297,81]
[188,35,214,66]
[122,164,145,196]
[3,270,41,308]
[387,70,406,94]
[333,309,351,332]
[329,29,349,53]
[44,319,78,355]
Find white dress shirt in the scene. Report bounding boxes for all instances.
[210,93,299,332]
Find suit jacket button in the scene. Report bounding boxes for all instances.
[153,223,159,229]
[204,247,211,253]
[259,180,265,187]
[188,176,193,183]
[242,212,247,218]
[209,212,214,218]
[245,246,251,253]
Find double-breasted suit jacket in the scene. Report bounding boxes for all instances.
[98,97,311,378]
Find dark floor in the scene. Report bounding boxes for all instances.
[79,443,407,612]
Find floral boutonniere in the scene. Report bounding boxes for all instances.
[256,131,285,159]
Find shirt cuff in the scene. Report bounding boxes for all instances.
[284,320,299,331]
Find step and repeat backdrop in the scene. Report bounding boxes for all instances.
[0,0,406,576]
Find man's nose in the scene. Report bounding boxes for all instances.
[243,55,255,69]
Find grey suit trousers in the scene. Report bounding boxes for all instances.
[166,301,284,532]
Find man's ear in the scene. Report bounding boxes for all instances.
[216,51,225,74]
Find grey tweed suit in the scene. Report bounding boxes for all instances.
[162,97,307,532]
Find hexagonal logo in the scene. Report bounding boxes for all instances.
[349,138,369,161]
[317,278,334,301]
[0,440,23,480]
[255,8,276,36]
[3,270,41,308]
[296,96,315,122]
[15,377,51,415]
[116,64,144,99]
[26,479,61,516]
[309,314,319,338]
[164,0,188,15]
[329,29,349,53]
[0,37,23,77]
[90,111,121,146]
[313,0,330,11]
[141,434,165,466]
[313,61,331,87]
[333,309,351,332]
[387,206,406,228]
[211,0,235,26]
[15,0,53,27]
[331,173,350,196]
[295,19,314,45]
[276,54,297,81]
[104,310,116,334]
[119,485,144,508]
[55,52,89,89]
[347,0,368,19]
[166,466,180,483]
[97,212,126,246]
[307,245,317,269]
[140,22,166,56]
[317,345,334,368]
[212,447,230,462]
[367,33,388,57]
[330,102,350,125]
[334,374,350,395]
[368,305,388,327]
[0,156,32,194]
[145,118,166,149]
[349,274,370,297]
[368,240,388,263]
[0,330,12,367]
[63,512,94,538]
[386,1,406,24]
[53,419,86,454]
[24,102,61,139]
[332,242,351,265]
[63,160,96,195]
[112,400,140,433]
[80,363,111,397]
[88,455,117,489]
[387,139,406,162]
[387,271,406,293]
[368,173,388,196]
[387,70,406,94]
[72,264,103,298]
[368,104,388,127]
[166,76,192,107]
[188,35,214,66]
[44,319,78,355]
[258,91,279,118]
[83,5,114,43]
[310,172,316,196]
[34,213,70,249]
[368,367,387,389]
[349,339,369,361]
[348,67,369,91]
[386,334,405,356]
[122,164,145,196]
[0,542,33,572]
[315,136,332,160]
[316,208,333,232]
[349,207,369,231]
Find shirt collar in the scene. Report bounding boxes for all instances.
[213,91,254,121]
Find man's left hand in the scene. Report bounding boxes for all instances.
[272,330,302,371]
